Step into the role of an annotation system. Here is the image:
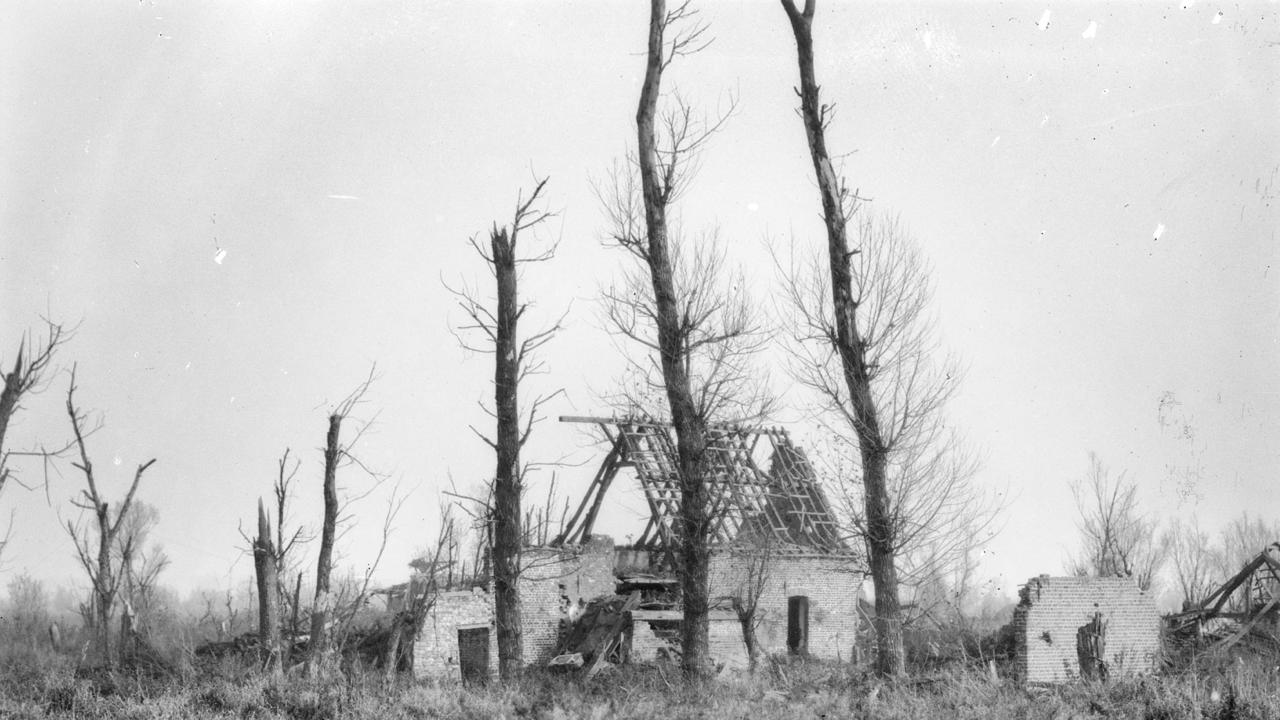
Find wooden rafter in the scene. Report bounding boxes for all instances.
[553,416,852,560]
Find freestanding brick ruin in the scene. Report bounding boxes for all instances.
[1013,575,1161,683]
[407,417,862,682]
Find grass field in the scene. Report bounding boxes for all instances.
[2,645,1277,720]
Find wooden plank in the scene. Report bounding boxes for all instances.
[553,436,623,546]
[584,591,641,678]
[631,609,683,621]
[1204,555,1267,618]
[1217,597,1280,651]
[580,455,623,539]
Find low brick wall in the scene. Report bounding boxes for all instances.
[1013,575,1161,683]
[707,551,861,662]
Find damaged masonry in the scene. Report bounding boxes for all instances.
[400,416,863,683]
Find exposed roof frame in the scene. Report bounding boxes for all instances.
[553,416,852,565]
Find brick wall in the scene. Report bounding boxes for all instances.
[411,586,497,680]
[412,535,617,681]
[1013,575,1161,683]
[707,551,861,662]
[521,535,616,665]
[412,541,860,679]
[630,611,748,670]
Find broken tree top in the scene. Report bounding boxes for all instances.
[555,416,851,561]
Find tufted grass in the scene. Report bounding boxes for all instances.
[3,643,1279,720]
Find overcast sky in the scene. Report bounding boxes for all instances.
[2,1,1277,606]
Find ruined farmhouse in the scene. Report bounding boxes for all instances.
[405,417,863,682]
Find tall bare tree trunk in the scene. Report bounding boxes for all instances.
[254,499,282,675]
[780,0,904,676]
[307,414,341,677]
[94,503,115,663]
[491,226,524,680]
[637,0,713,680]
[290,572,303,658]
[450,180,555,682]
[117,547,134,667]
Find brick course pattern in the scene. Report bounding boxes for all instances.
[1013,575,1161,683]
[707,551,861,662]
[411,536,617,681]
[412,587,497,680]
[412,539,861,679]
[630,611,749,670]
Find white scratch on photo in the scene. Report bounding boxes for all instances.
[1082,21,1097,39]
[1037,10,1051,31]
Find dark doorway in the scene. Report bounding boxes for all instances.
[457,626,490,684]
[787,595,809,655]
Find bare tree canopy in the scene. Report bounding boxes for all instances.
[62,365,157,665]
[0,319,70,562]
[774,213,996,611]
[1161,517,1215,610]
[1069,451,1164,591]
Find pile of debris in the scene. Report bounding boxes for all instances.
[548,591,641,676]
[547,571,686,676]
[1167,544,1280,660]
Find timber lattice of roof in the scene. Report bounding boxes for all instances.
[552,416,852,565]
[1168,543,1280,653]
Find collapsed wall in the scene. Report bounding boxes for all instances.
[1013,575,1161,683]
[707,551,861,662]
[411,535,616,681]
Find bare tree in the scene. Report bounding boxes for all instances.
[109,501,168,664]
[446,178,560,681]
[1161,517,1215,610]
[775,2,1000,675]
[63,366,157,664]
[383,506,458,680]
[777,0,919,676]
[269,449,312,653]
[307,368,379,677]
[728,537,772,671]
[253,498,282,674]
[604,0,760,680]
[0,319,69,562]
[1214,512,1280,572]
[1068,452,1164,591]
[4,573,50,651]
[329,483,408,653]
